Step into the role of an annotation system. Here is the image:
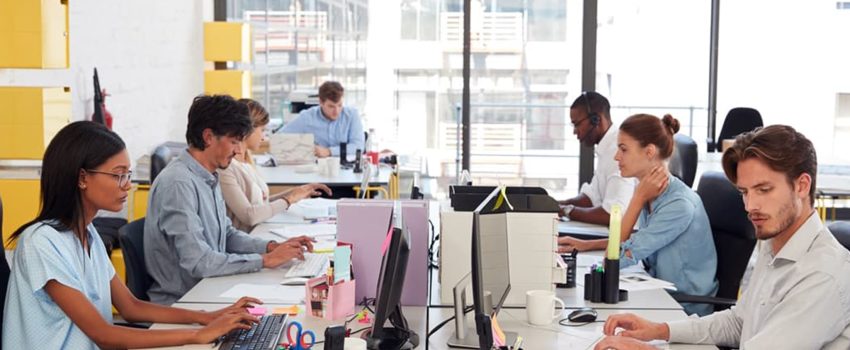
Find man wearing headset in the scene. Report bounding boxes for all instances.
[558,91,636,226]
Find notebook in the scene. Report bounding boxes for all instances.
[270,133,316,165]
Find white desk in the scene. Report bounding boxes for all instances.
[255,163,391,186]
[558,219,609,239]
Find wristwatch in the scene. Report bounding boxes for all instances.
[562,204,575,218]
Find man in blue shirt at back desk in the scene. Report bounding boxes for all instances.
[144,95,314,305]
[281,81,364,158]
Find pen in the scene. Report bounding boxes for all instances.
[268,231,288,240]
[313,248,334,254]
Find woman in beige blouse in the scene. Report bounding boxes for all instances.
[220,99,332,232]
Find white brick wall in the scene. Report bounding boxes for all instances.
[0,0,213,166]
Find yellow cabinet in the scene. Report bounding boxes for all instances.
[0,87,71,159]
[204,22,252,63]
[0,0,69,68]
[0,179,40,248]
[204,70,252,99]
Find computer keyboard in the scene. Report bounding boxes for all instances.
[218,314,288,350]
[283,253,329,278]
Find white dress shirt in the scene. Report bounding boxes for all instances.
[667,212,850,349]
[579,126,636,213]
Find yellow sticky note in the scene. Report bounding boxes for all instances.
[272,306,300,315]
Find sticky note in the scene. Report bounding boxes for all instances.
[272,306,300,316]
[334,245,352,283]
[247,307,267,316]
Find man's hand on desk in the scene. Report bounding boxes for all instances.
[263,236,315,268]
[593,335,658,350]
[193,310,259,344]
[602,313,670,342]
[314,145,331,158]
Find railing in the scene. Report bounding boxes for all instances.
[440,12,523,52]
[244,11,328,53]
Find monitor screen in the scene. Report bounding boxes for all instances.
[365,208,419,349]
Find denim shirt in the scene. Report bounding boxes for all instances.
[280,105,364,156]
[620,175,719,315]
[144,150,270,304]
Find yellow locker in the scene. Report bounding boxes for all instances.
[0,179,40,248]
[0,0,69,68]
[204,70,252,99]
[204,22,252,63]
[0,87,71,159]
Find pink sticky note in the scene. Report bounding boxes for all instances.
[247,307,267,316]
[380,226,393,255]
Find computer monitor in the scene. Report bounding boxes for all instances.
[363,206,420,349]
[447,186,516,348]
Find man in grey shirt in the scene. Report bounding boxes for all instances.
[144,95,312,305]
[594,125,850,350]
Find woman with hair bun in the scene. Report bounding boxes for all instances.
[560,114,718,316]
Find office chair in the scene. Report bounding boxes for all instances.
[670,171,756,313]
[150,142,185,183]
[668,134,698,187]
[714,107,763,152]
[828,221,850,252]
[118,218,152,301]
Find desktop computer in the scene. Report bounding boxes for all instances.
[362,203,420,349]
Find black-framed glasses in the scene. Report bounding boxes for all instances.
[86,169,133,188]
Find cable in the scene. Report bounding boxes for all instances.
[426,306,475,338]
[558,318,606,327]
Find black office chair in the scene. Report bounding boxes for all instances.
[118,218,152,301]
[714,107,763,152]
[150,142,185,183]
[828,221,850,252]
[668,134,698,187]
[671,171,756,313]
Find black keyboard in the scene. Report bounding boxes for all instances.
[219,314,288,350]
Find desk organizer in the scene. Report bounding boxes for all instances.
[305,276,356,320]
[583,258,628,304]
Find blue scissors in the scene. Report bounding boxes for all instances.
[286,321,316,350]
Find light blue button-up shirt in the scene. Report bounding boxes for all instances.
[620,175,719,316]
[3,222,114,350]
[280,105,365,156]
[144,150,271,305]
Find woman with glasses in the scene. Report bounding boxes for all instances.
[219,98,331,232]
[3,121,261,349]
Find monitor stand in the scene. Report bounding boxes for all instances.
[447,274,519,348]
[364,306,420,350]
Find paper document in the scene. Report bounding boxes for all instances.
[334,246,352,283]
[619,272,677,291]
[270,224,337,239]
[289,198,338,219]
[220,283,304,304]
[266,211,308,224]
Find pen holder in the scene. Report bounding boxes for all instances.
[603,258,619,304]
[582,259,624,304]
[305,276,356,320]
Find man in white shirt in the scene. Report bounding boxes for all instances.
[593,125,850,350]
[559,91,636,225]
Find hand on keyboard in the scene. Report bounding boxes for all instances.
[262,243,306,268]
[283,253,329,278]
[194,310,258,345]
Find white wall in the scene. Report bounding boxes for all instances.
[69,1,210,165]
[0,1,212,166]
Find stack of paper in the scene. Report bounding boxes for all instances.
[619,272,677,291]
[220,283,304,304]
[270,223,336,239]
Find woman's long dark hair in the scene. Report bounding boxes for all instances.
[6,121,126,245]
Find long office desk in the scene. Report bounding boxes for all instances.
[255,163,391,186]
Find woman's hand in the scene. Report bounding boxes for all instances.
[193,311,259,344]
[200,297,263,325]
[635,166,669,204]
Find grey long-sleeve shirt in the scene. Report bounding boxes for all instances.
[144,150,270,305]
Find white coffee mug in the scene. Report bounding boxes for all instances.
[316,158,329,176]
[327,157,340,177]
[344,337,367,350]
[526,290,565,326]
